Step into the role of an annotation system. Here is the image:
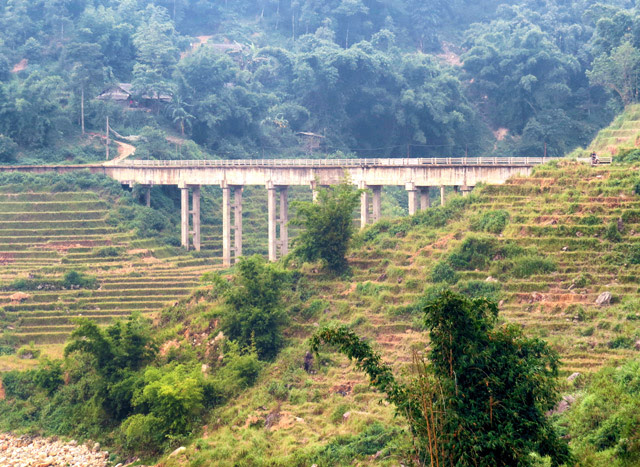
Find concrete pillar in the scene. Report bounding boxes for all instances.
[310,181,318,203]
[267,183,277,262]
[233,186,243,260]
[145,186,151,207]
[372,186,382,222]
[180,186,189,250]
[406,182,418,215]
[462,186,473,197]
[420,187,430,210]
[360,182,370,229]
[222,185,231,267]
[279,187,289,256]
[191,185,201,251]
[440,185,446,206]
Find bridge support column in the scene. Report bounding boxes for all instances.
[145,186,151,207]
[419,187,430,210]
[406,182,418,215]
[233,186,243,260]
[191,185,201,251]
[440,185,446,206]
[461,185,473,197]
[180,185,189,250]
[372,186,382,222]
[223,184,243,267]
[267,182,277,261]
[222,184,231,267]
[359,182,370,229]
[279,187,289,256]
[310,181,318,203]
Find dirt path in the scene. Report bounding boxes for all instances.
[112,140,136,162]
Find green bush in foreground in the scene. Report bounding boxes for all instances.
[562,359,640,466]
[218,255,296,360]
[311,291,571,466]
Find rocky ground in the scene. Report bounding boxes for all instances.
[0,433,110,467]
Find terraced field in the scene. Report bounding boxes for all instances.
[185,160,640,465]
[0,190,218,367]
[336,162,640,376]
[585,104,640,155]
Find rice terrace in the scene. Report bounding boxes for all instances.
[1,1,640,466]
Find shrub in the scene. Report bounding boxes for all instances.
[63,270,97,289]
[629,244,640,264]
[455,280,501,301]
[310,422,400,465]
[470,210,510,234]
[16,345,41,360]
[355,282,382,296]
[447,236,498,270]
[219,256,294,360]
[94,246,121,257]
[607,337,635,349]
[133,364,205,435]
[564,359,640,464]
[605,221,623,242]
[292,180,361,273]
[120,413,165,455]
[580,215,602,225]
[508,255,556,278]
[431,261,459,284]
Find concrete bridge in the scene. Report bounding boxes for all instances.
[0,157,558,266]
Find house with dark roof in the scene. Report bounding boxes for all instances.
[96,83,172,108]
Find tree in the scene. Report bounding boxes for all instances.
[132,6,179,101]
[65,42,105,135]
[291,179,361,273]
[219,255,292,360]
[588,41,640,107]
[310,290,572,466]
[64,315,157,421]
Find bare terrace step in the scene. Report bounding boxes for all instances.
[0,210,107,221]
[5,310,150,320]
[0,201,109,212]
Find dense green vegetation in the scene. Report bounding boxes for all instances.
[311,291,571,466]
[6,1,640,466]
[291,180,362,273]
[2,0,640,162]
[0,257,295,458]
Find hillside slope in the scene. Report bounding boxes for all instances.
[159,149,640,464]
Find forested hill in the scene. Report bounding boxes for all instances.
[0,1,639,163]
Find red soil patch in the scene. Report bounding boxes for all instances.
[11,58,27,73]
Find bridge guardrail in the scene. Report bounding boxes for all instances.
[120,157,561,168]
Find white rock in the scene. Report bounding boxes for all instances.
[595,291,612,306]
[169,446,187,457]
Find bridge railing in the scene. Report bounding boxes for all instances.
[120,157,560,168]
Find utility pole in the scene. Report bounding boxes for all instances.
[81,86,85,136]
[106,116,110,160]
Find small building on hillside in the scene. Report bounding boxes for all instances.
[96,83,171,108]
[296,131,326,154]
